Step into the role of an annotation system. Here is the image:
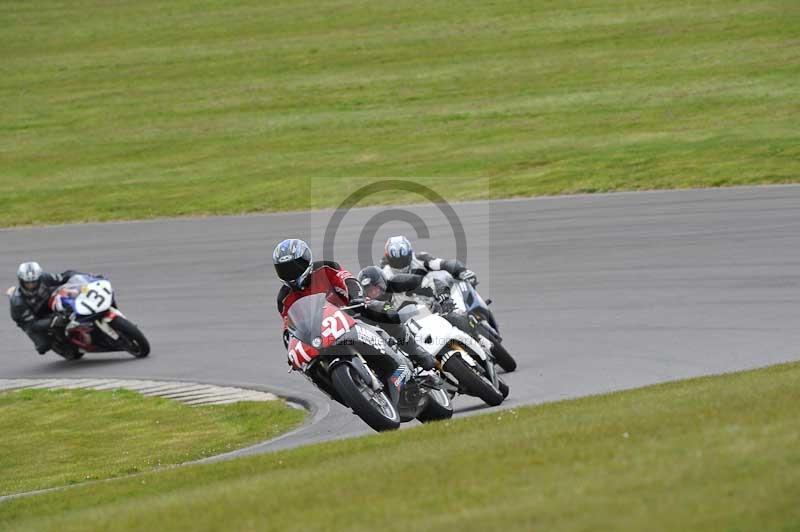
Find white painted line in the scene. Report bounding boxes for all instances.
[0,379,40,391]
[169,390,246,401]
[0,379,281,407]
[148,385,217,399]
[112,380,171,391]
[185,392,278,406]
[86,380,139,391]
[24,380,70,389]
[121,383,191,394]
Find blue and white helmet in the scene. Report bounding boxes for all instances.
[17,261,43,296]
[273,239,313,289]
[384,236,413,272]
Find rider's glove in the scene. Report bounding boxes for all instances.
[48,313,69,336]
[459,269,478,286]
[441,299,457,314]
[49,313,67,329]
[435,293,456,314]
[343,298,364,318]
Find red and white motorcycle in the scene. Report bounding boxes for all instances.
[285,293,453,432]
[47,274,150,359]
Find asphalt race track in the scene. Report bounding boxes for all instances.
[2,186,799,453]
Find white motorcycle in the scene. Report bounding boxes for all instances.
[396,272,507,407]
[48,274,150,359]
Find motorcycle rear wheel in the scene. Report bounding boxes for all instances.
[498,377,510,399]
[331,364,400,432]
[416,388,454,423]
[491,342,517,373]
[55,349,84,361]
[52,341,84,361]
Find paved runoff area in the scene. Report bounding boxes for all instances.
[0,379,279,406]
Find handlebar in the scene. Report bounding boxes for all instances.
[339,302,366,312]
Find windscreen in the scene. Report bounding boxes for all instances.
[460,281,478,309]
[286,293,327,345]
[53,274,93,299]
[62,274,93,289]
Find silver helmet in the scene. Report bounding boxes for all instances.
[17,261,44,296]
[384,236,413,272]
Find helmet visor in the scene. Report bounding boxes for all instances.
[387,253,411,270]
[21,280,40,293]
[275,258,311,286]
[364,283,385,300]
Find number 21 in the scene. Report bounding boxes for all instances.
[322,311,351,340]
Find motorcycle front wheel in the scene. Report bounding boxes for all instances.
[111,317,151,358]
[331,364,401,432]
[443,355,504,407]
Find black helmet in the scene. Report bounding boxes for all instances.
[384,236,413,271]
[273,239,313,290]
[358,266,388,301]
[17,261,43,297]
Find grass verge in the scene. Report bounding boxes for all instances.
[2,361,798,531]
[1,0,798,226]
[0,388,305,496]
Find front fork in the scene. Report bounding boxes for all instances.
[330,352,401,406]
[92,308,126,341]
[449,313,503,383]
[473,316,502,344]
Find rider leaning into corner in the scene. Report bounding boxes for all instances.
[9,261,85,358]
[357,266,439,372]
[376,235,518,373]
[272,238,417,391]
[380,235,478,285]
[379,235,478,327]
[375,236,490,349]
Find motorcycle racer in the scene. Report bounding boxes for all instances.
[9,262,83,357]
[364,262,496,363]
[377,240,517,372]
[273,239,412,391]
[380,235,478,285]
[357,266,438,372]
[274,239,363,322]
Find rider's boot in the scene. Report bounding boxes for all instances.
[403,338,443,388]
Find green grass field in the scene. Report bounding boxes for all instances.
[1,362,798,531]
[0,388,304,496]
[1,0,798,226]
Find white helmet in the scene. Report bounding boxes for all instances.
[384,236,413,272]
[17,262,43,296]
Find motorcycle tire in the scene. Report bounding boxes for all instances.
[331,364,401,432]
[443,355,505,407]
[416,388,454,423]
[498,377,510,399]
[52,341,84,361]
[491,342,517,373]
[56,350,84,361]
[111,317,151,358]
